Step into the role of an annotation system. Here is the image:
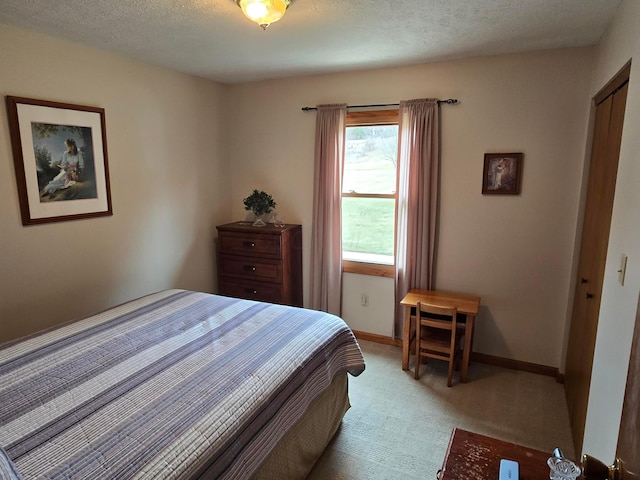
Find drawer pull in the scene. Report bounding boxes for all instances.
[244,265,257,272]
[242,241,256,248]
[245,288,258,295]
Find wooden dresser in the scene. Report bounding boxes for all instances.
[439,428,580,480]
[216,222,303,306]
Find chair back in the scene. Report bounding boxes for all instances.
[416,302,457,330]
[414,302,460,386]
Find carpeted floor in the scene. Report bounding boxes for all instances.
[307,340,575,479]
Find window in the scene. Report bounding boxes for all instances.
[342,110,399,277]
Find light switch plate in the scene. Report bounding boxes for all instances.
[618,254,628,286]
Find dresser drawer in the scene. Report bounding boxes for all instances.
[218,255,282,282]
[219,278,283,304]
[218,232,281,258]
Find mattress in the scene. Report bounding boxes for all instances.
[0,290,365,479]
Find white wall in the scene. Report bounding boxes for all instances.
[342,274,394,337]
[582,0,640,461]
[226,48,593,368]
[0,25,231,344]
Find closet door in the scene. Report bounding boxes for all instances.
[564,63,629,456]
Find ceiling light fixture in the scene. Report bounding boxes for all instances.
[235,0,293,30]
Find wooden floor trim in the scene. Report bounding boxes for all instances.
[471,352,562,382]
[352,330,402,347]
[353,331,562,381]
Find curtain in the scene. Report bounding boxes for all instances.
[394,98,440,338]
[309,104,347,315]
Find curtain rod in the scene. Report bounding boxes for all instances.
[300,98,459,112]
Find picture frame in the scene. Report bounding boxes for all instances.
[481,152,523,195]
[6,96,112,225]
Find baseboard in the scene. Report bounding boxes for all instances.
[352,330,402,347]
[470,352,562,381]
[353,331,562,381]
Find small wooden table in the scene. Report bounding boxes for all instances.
[400,289,480,382]
[439,428,574,479]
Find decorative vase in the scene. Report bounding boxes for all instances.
[252,213,267,227]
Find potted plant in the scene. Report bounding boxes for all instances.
[243,189,276,226]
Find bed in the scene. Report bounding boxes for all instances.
[0,290,365,479]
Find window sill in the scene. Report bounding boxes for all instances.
[343,260,394,278]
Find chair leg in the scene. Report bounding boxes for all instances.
[414,325,420,380]
[447,358,454,387]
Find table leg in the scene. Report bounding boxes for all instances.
[402,306,411,370]
[461,315,475,383]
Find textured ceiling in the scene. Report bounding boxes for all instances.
[0,0,622,84]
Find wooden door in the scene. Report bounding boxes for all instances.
[582,293,640,479]
[564,63,630,455]
[615,293,640,478]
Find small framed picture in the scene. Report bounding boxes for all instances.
[482,153,523,195]
[6,96,112,225]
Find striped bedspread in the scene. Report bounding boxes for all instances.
[0,290,365,479]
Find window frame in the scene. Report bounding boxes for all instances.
[342,108,399,278]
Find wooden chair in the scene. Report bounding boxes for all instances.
[413,302,462,386]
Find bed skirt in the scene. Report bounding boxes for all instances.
[254,373,349,479]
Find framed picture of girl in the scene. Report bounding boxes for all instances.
[482,152,523,195]
[6,96,112,225]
